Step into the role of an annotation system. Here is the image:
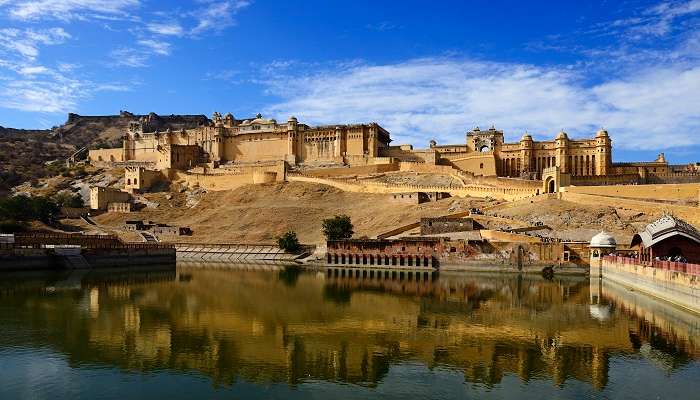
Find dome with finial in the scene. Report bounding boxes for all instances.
[596,128,609,138]
[520,132,532,141]
[556,130,568,140]
[429,139,437,147]
[590,231,617,248]
[288,116,297,123]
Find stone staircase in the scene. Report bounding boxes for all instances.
[63,254,91,269]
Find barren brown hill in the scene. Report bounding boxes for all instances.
[92,181,495,244]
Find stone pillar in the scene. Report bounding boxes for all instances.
[555,133,568,173]
[520,134,533,173]
[368,124,377,158]
[335,126,342,158]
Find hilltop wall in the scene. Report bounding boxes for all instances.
[287,174,540,201]
[566,183,700,202]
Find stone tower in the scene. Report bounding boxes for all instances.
[286,116,298,164]
[595,129,611,175]
[519,133,533,173]
[555,131,569,173]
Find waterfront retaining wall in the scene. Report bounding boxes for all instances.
[601,258,700,314]
[175,243,303,263]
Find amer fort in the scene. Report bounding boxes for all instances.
[88,111,700,197]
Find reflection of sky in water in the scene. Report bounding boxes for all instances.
[0,267,697,399]
[1,350,698,400]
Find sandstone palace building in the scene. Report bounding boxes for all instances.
[87,111,699,195]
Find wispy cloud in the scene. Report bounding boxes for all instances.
[190,0,250,35]
[110,47,148,67]
[589,0,700,40]
[110,38,172,67]
[137,39,171,56]
[2,0,140,21]
[0,27,71,60]
[147,21,184,36]
[0,65,129,113]
[261,54,700,150]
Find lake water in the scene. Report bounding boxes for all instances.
[0,264,698,399]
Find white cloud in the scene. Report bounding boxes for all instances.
[3,0,140,21]
[110,38,172,67]
[18,65,49,75]
[0,27,70,61]
[602,0,700,39]
[147,22,184,36]
[110,47,148,67]
[0,66,128,113]
[137,39,171,56]
[261,57,700,150]
[191,0,250,35]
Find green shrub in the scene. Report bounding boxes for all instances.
[277,231,301,253]
[0,195,60,224]
[321,215,354,241]
[53,192,84,208]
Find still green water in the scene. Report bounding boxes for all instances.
[0,265,698,399]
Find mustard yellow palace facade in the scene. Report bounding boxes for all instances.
[89,112,678,183]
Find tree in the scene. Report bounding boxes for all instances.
[322,215,354,241]
[53,192,84,208]
[277,231,300,253]
[0,194,59,224]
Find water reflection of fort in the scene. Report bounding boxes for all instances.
[0,266,697,391]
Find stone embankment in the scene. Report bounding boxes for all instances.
[175,243,310,264]
[0,233,175,271]
[600,256,700,314]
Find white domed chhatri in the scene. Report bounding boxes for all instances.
[590,231,617,248]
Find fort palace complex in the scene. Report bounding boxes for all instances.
[88,111,700,199]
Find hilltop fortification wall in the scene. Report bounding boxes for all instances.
[566,183,700,203]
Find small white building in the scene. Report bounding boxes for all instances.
[589,231,617,277]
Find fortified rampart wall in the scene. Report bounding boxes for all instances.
[173,170,277,191]
[301,163,399,177]
[398,162,458,175]
[567,183,700,202]
[645,172,700,184]
[571,174,641,186]
[218,161,286,181]
[287,174,540,201]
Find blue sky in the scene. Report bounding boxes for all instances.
[0,0,699,162]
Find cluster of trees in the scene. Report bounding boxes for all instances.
[277,214,354,253]
[0,192,83,233]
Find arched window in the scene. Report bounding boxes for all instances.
[127,178,131,185]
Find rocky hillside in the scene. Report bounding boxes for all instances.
[0,111,209,195]
[53,111,209,149]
